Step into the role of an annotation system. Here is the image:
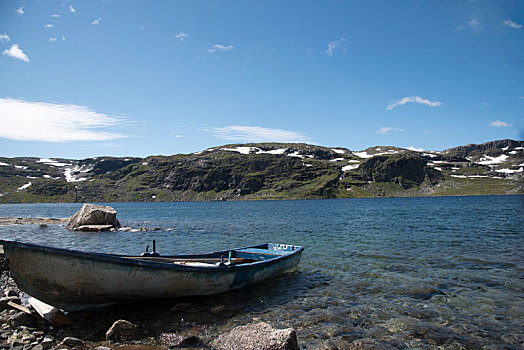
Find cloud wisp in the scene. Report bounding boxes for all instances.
[455,17,481,34]
[325,37,347,56]
[208,125,311,143]
[488,120,510,127]
[2,44,29,62]
[208,44,234,53]
[91,18,102,25]
[0,33,9,42]
[175,32,189,42]
[16,7,24,15]
[501,19,522,29]
[0,98,129,142]
[376,127,404,135]
[69,5,77,14]
[386,95,442,110]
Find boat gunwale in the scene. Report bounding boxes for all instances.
[0,239,304,272]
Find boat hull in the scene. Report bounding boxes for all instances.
[1,240,303,311]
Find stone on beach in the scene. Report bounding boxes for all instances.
[106,319,139,341]
[211,322,299,350]
[66,204,121,232]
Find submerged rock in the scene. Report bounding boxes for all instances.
[211,322,299,350]
[66,204,121,231]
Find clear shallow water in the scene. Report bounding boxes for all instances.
[0,196,523,348]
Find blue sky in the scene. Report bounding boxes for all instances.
[0,0,523,159]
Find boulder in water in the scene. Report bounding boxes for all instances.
[66,204,121,232]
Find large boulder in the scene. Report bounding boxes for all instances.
[211,322,299,350]
[66,204,121,231]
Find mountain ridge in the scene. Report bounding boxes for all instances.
[0,139,522,203]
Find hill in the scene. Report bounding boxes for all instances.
[0,139,522,203]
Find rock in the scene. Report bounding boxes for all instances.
[95,347,113,350]
[40,337,53,350]
[105,320,139,342]
[66,204,121,231]
[8,312,37,328]
[159,333,202,347]
[211,322,299,350]
[75,225,115,232]
[61,337,84,347]
[4,287,19,297]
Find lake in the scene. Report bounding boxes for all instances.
[0,195,522,348]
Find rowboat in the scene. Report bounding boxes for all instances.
[0,240,303,311]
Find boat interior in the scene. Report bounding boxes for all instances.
[123,244,296,267]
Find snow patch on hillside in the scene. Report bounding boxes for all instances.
[18,182,32,190]
[221,147,255,155]
[353,150,401,158]
[342,164,360,171]
[221,147,287,155]
[0,162,9,166]
[287,151,304,159]
[477,154,509,165]
[496,167,523,174]
[258,148,286,155]
[64,164,92,182]
[38,158,70,167]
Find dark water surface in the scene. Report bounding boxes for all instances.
[1,196,523,348]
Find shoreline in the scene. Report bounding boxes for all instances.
[0,217,68,226]
[0,192,522,207]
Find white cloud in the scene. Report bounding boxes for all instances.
[69,5,77,14]
[2,44,29,62]
[0,98,129,142]
[325,37,347,56]
[455,17,481,34]
[44,24,54,28]
[91,18,102,25]
[386,95,442,110]
[501,19,522,29]
[0,33,9,42]
[175,32,188,42]
[468,17,480,34]
[376,127,404,135]
[16,7,24,15]
[51,14,61,18]
[209,125,311,143]
[454,24,464,32]
[407,146,424,152]
[488,120,510,127]
[208,44,234,52]
[49,36,65,42]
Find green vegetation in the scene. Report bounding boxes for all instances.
[0,140,522,203]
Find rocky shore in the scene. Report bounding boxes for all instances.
[0,218,68,226]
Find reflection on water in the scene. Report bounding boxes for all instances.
[0,195,523,348]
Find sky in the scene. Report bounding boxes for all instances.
[0,0,523,159]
